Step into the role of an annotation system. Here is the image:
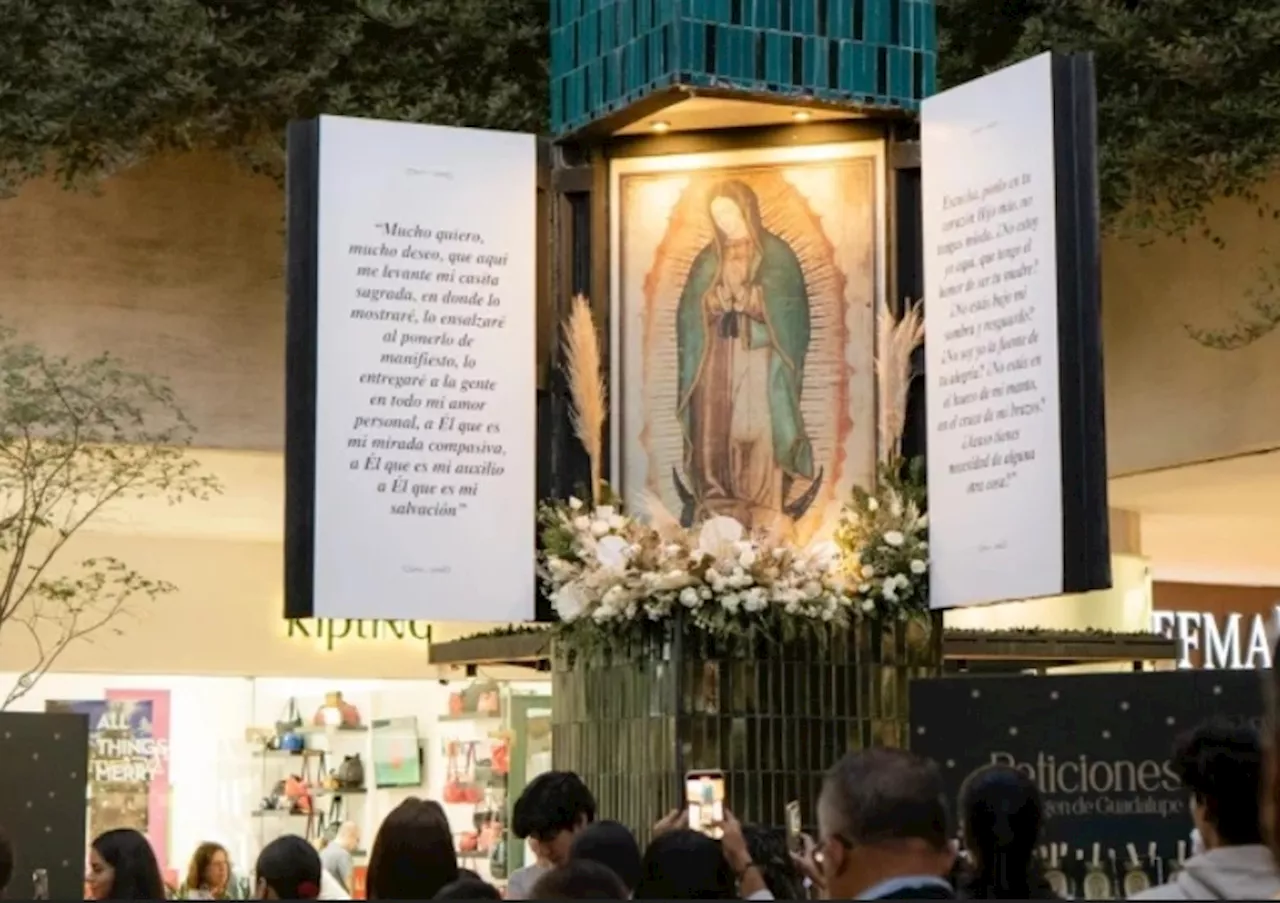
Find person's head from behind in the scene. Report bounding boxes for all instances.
[88,829,166,900]
[366,797,458,899]
[512,771,597,867]
[255,835,321,899]
[741,824,805,900]
[959,764,1046,898]
[335,821,361,852]
[187,841,231,893]
[1174,718,1263,850]
[569,820,642,893]
[434,877,503,900]
[817,748,954,900]
[532,859,629,900]
[0,826,13,897]
[633,829,735,900]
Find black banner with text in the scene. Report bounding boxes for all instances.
[911,670,1264,884]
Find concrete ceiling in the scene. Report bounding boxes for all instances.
[1109,449,1280,517]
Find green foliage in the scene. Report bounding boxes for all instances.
[937,0,1280,239]
[0,325,221,707]
[0,0,548,191]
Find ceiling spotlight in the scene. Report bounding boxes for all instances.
[650,120,671,133]
[792,110,813,123]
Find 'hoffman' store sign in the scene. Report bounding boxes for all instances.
[1151,582,1280,670]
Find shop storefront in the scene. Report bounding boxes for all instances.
[1151,581,1280,669]
[0,546,549,894]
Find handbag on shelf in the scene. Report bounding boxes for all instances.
[476,690,500,715]
[491,738,510,775]
[443,741,482,804]
[337,754,365,789]
[274,699,305,751]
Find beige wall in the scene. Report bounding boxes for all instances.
[3,151,1277,473]
[0,153,286,450]
[1103,176,1280,475]
[0,527,489,681]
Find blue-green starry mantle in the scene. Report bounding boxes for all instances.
[550,0,936,136]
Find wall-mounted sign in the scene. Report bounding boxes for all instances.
[284,114,537,622]
[286,618,433,652]
[1151,581,1280,670]
[921,52,1110,609]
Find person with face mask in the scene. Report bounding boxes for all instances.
[796,748,956,900]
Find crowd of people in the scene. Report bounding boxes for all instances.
[5,673,1280,900]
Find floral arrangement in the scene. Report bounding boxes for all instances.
[539,295,929,646]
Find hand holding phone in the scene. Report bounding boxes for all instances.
[785,800,803,853]
[685,769,726,839]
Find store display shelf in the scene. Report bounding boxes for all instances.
[299,724,369,734]
[437,713,503,723]
[252,748,327,758]
[250,810,312,818]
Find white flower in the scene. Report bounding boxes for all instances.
[552,584,589,621]
[910,559,927,575]
[568,496,584,510]
[883,530,905,548]
[920,540,929,550]
[867,497,879,512]
[729,568,753,589]
[743,587,768,612]
[894,573,910,589]
[721,593,742,613]
[595,535,630,570]
[738,549,758,569]
[860,598,877,613]
[918,514,929,529]
[590,520,611,538]
[698,516,746,558]
[882,578,899,601]
[679,587,701,607]
[858,582,871,593]
[862,564,876,578]
[890,495,904,517]
[595,505,617,520]
[772,548,787,560]
[608,514,627,530]
[573,515,591,531]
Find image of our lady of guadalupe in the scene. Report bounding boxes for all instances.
[674,178,823,532]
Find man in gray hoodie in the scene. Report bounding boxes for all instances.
[1132,719,1280,900]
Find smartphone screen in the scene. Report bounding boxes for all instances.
[785,800,802,852]
[685,770,726,839]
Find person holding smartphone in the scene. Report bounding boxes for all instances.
[640,808,774,900]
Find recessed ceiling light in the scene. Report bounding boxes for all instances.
[792,110,813,123]
[650,120,671,133]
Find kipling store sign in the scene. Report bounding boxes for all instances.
[286,617,432,651]
[1151,581,1280,670]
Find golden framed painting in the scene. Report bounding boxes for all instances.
[610,141,885,544]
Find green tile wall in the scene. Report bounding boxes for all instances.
[550,617,942,839]
[550,0,936,135]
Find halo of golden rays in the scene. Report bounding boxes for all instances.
[629,164,862,544]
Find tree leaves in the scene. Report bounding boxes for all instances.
[937,0,1280,237]
[0,0,548,192]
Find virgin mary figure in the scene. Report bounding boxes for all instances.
[673,179,821,530]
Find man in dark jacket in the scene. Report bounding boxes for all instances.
[814,748,956,900]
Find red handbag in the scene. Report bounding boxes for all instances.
[443,741,482,804]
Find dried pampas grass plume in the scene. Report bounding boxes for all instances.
[876,296,925,464]
[563,294,607,505]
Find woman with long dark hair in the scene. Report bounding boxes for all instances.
[86,829,166,901]
[365,797,458,899]
[956,765,1057,900]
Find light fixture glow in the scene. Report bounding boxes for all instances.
[792,110,813,123]
[650,120,671,133]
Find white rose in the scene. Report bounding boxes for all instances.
[596,505,616,520]
[867,497,879,512]
[919,540,929,550]
[858,582,871,593]
[590,520,611,537]
[552,584,589,621]
[743,587,768,612]
[738,549,758,569]
[882,578,899,601]
[608,514,627,530]
[910,559,927,575]
[860,598,877,613]
[573,515,591,531]
[894,573,910,589]
[918,514,929,529]
[568,496,584,510]
[883,530,905,547]
[595,535,630,569]
[862,564,876,578]
[679,587,700,607]
[721,593,742,613]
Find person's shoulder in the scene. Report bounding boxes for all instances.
[876,888,957,900]
[1127,881,1189,901]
